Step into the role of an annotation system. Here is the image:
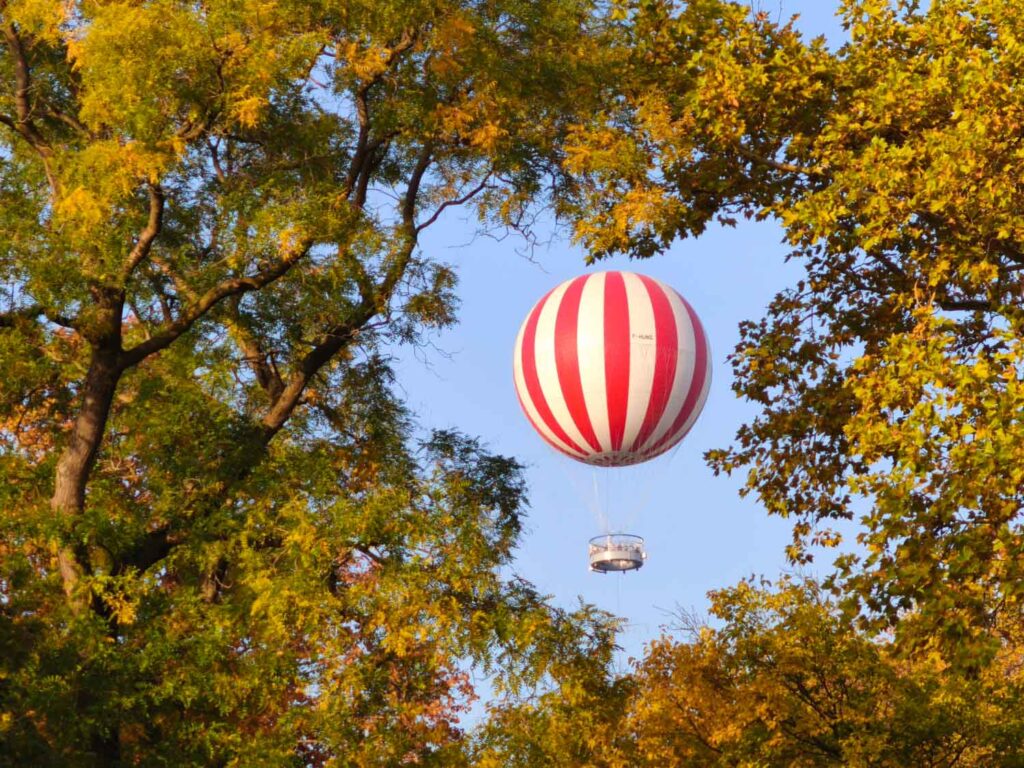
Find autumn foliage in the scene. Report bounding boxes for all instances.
[0,0,617,762]
[4,0,1024,764]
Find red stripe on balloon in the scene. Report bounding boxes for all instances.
[630,275,678,452]
[604,272,631,451]
[520,289,587,455]
[554,275,602,453]
[647,293,708,456]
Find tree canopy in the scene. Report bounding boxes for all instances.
[474,578,1024,767]
[0,0,620,762]
[5,0,1024,763]
[566,0,1024,666]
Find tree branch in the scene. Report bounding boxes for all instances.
[122,300,378,575]
[1,302,77,329]
[225,297,285,402]
[354,137,388,208]
[937,297,991,313]
[150,254,198,303]
[122,184,165,279]
[119,240,312,368]
[2,22,58,193]
[0,303,42,328]
[260,150,432,438]
[51,290,126,609]
[260,301,375,438]
[403,145,433,228]
[342,27,418,202]
[124,230,421,575]
[737,145,823,178]
[415,173,492,235]
[40,107,90,136]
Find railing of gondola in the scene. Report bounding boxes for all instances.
[588,533,646,573]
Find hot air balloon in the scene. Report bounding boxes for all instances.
[512,271,712,572]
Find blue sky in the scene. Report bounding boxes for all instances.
[394,2,849,667]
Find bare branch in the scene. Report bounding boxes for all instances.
[361,143,432,306]
[122,184,165,279]
[937,297,991,313]
[207,137,228,183]
[402,145,433,227]
[344,102,371,199]
[869,251,906,278]
[41,308,78,329]
[4,24,44,137]
[737,145,823,178]
[150,254,198,302]
[354,136,388,207]
[415,173,493,234]
[146,275,175,324]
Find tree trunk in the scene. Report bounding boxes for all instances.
[51,300,124,608]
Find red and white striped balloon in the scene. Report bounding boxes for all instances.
[513,271,711,467]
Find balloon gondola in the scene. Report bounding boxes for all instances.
[512,271,711,572]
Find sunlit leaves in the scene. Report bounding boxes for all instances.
[564,0,1024,666]
[0,0,618,762]
[621,579,1024,767]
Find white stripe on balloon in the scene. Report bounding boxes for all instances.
[577,272,611,452]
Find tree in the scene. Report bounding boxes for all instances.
[473,578,1024,767]
[470,619,633,768]
[623,580,1024,768]
[564,0,1024,665]
[473,579,1024,767]
[0,0,620,762]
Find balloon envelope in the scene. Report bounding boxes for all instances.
[513,271,711,467]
